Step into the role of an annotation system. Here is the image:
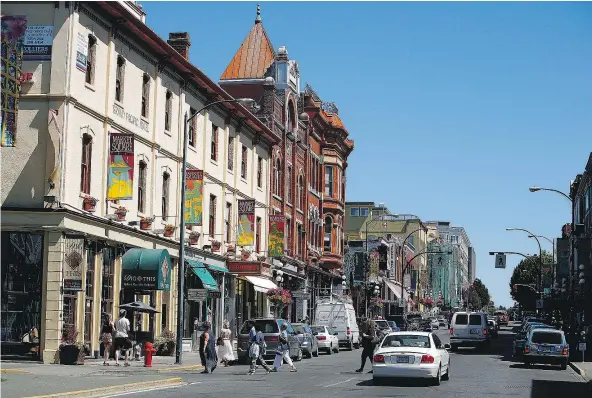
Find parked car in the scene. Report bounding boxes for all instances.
[310,325,340,354]
[292,323,319,358]
[237,318,302,364]
[523,328,569,369]
[449,312,491,351]
[513,323,554,358]
[487,319,498,338]
[374,319,392,339]
[372,331,451,386]
[437,317,448,329]
[429,317,440,330]
[316,300,360,350]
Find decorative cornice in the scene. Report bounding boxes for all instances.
[157,55,170,73]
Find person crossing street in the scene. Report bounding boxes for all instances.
[356,319,377,373]
[272,323,297,373]
[248,324,272,375]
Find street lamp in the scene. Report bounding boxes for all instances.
[528,186,572,202]
[505,228,544,302]
[176,97,256,364]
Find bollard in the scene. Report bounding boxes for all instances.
[144,342,156,367]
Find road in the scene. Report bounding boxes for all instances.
[114,323,590,398]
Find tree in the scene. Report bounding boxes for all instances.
[472,279,490,309]
[509,251,553,310]
[468,288,482,310]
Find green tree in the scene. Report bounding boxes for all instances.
[468,288,482,310]
[472,278,490,309]
[509,251,553,309]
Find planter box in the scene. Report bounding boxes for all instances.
[140,221,152,230]
[59,345,84,365]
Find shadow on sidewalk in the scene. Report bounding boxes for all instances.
[531,379,592,397]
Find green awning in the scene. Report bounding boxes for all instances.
[187,260,219,291]
[121,248,172,291]
[206,261,228,273]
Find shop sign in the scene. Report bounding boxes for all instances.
[63,236,84,291]
[188,288,208,301]
[209,291,222,299]
[122,269,158,289]
[112,103,150,133]
[23,25,53,61]
[228,261,261,275]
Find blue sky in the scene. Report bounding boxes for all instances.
[142,1,592,307]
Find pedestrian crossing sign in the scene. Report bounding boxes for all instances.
[495,253,506,269]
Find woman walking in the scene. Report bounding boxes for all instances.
[356,319,376,373]
[218,320,235,366]
[272,323,297,373]
[199,322,218,374]
[101,314,114,365]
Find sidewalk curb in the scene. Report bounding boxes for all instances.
[1,369,31,374]
[569,362,586,378]
[23,377,184,398]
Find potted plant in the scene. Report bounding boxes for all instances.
[189,231,200,245]
[164,224,176,237]
[83,197,97,212]
[114,206,128,221]
[140,217,154,230]
[266,288,292,319]
[211,240,221,252]
[154,329,176,356]
[59,325,85,365]
[226,244,235,252]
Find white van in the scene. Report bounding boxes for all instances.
[315,300,360,350]
[450,311,490,351]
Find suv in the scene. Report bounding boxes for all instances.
[450,312,490,351]
[523,328,569,369]
[237,318,302,364]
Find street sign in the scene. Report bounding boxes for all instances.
[209,291,222,299]
[579,342,586,352]
[495,253,506,269]
[188,289,208,302]
[536,299,544,309]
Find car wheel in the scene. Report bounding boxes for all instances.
[433,365,441,386]
[295,348,303,362]
[306,348,313,359]
[349,340,354,351]
[312,345,319,357]
[442,360,450,381]
[327,344,332,355]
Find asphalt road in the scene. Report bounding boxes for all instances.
[116,323,591,398]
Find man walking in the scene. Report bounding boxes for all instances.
[356,319,376,373]
[248,324,271,375]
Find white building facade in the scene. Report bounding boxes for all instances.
[1,1,277,362]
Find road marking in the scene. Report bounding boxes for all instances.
[324,377,355,388]
[157,365,203,372]
[1,369,31,374]
[101,382,199,397]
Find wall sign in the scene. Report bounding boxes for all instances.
[188,288,208,302]
[237,199,255,246]
[107,132,134,200]
[185,169,204,226]
[23,25,53,61]
[75,31,88,73]
[63,236,84,291]
[112,103,150,133]
[227,261,261,276]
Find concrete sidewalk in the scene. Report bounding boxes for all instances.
[569,361,592,382]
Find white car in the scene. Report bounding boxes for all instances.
[429,317,440,330]
[372,331,451,386]
[310,325,340,354]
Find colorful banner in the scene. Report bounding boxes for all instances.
[237,199,255,246]
[268,215,285,257]
[1,15,27,147]
[185,169,203,226]
[107,133,134,200]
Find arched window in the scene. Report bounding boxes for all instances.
[80,134,93,194]
[324,217,332,252]
[287,101,296,133]
[138,161,147,213]
[274,158,282,196]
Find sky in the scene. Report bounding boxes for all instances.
[141,1,592,307]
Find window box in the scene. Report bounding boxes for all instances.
[114,206,128,221]
[189,231,200,245]
[164,224,176,238]
[83,197,97,212]
[140,217,154,230]
[211,240,221,252]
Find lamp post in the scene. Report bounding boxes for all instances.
[505,228,544,303]
[529,186,572,202]
[176,98,256,364]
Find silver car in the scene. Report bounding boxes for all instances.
[292,323,319,358]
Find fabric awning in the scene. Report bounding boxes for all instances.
[206,258,228,273]
[384,279,409,301]
[121,248,172,291]
[187,260,219,291]
[245,276,277,293]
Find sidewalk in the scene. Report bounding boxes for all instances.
[569,361,592,382]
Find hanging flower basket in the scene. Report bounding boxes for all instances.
[211,241,221,252]
[423,298,435,308]
[83,197,97,212]
[114,206,127,221]
[164,224,176,237]
[267,288,291,319]
[370,297,385,309]
[189,232,200,245]
[140,217,154,230]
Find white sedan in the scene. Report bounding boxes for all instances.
[310,325,340,354]
[372,331,451,385]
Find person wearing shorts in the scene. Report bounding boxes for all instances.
[113,309,131,366]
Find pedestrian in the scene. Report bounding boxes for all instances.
[356,319,376,373]
[218,320,235,366]
[101,314,114,366]
[272,323,297,372]
[248,323,272,375]
[199,321,218,374]
[113,309,132,367]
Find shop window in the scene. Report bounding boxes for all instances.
[138,161,147,213]
[115,55,125,102]
[63,294,77,331]
[162,172,170,221]
[241,145,247,179]
[211,124,218,161]
[324,217,332,252]
[257,156,263,188]
[227,136,234,171]
[85,35,96,85]
[164,90,172,131]
[256,216,262,253]
[141,73,150,118]
[80,134,92,194]
[84,245,95,344]
[101,247,115,316]
[188,108,197,147]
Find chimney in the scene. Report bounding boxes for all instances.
[167,32,191,60]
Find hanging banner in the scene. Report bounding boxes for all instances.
[185,169,203,226]
[75,31,88,72]
[23,25,53,61]
[107,133,134,200]
[268,214,285,257]
[1,15,27,147]
[237,199,255,246]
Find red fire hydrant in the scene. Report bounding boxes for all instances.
[144,342,156,367]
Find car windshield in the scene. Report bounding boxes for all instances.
[382,334,431,349]
[455,314,468,325]
[531,332,563,345]
[310,326,325,334]
[292,325,306,334]
[240,320,279,334]
[469,315,483,325]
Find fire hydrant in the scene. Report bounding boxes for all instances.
[144,342,156,367]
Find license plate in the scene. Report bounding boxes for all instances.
[396,356,410,363]
[541,346,552,352]
[470,329,480,334]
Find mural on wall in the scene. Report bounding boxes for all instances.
[268,215,285,257]
[107,133,134,200]
[1,15,27,147]
[185,169,203,226]
[236,199,255,246]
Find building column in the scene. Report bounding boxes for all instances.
[155,290,162,336]
[42,232,64,364]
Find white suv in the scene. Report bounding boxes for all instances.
[449,312,491,351]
